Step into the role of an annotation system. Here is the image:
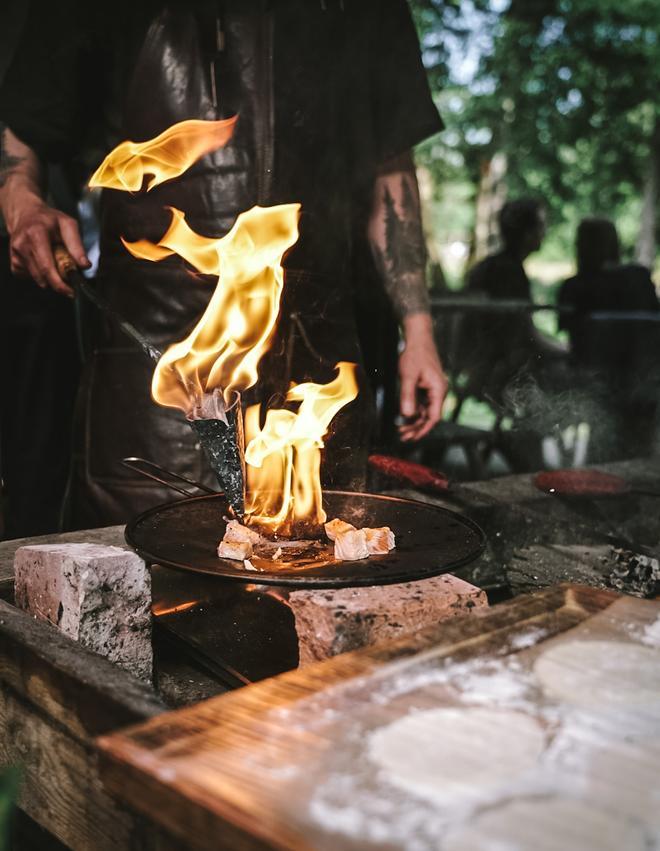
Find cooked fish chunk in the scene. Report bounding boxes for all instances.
[223,519,266,545]
[364,527,396,555]
[334,528,370,561]
[217,539,253,560]
[325,518,356,541]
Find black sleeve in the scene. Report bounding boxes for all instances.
[630,265,660,312]
[0,0,98,162]
[370,0,444,164]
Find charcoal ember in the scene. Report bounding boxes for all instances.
[608,548,660,598]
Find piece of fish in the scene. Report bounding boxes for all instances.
[217,539,253,561]
[325,518,356,541]
[334,528,370,561]
[364,527,396,555]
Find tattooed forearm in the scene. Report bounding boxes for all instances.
[368,160,430,319]
[0,126,26,188]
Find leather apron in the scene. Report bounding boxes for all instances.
[68,1,370,529]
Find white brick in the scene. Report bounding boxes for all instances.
[14,543,152,681]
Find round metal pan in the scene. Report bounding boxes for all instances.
[125,490,486,588]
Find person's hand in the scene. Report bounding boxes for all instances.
[398,313,448,441]
[5,191,89,297]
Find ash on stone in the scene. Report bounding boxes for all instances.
[609,548,660,598]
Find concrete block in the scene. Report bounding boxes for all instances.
[14,543,152,681]
[289,573,487,666]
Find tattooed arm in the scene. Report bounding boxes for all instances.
[368,151,447,440]
[0,125,88,295]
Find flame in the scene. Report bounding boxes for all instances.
[244,362,358,532]
[151,600,201,617]
[88,117,237,192]
[93,117,359,533]
[123,204,300,412]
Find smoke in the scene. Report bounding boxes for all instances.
[499,368,623,463]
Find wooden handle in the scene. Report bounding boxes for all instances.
[53,244,78,281]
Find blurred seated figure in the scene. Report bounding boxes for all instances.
[452,199,566,470]
[558,217,658,363]
[462,198,565,403]
[558,217,660,460]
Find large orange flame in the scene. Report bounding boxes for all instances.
[91,117,359,533]
[123,204,300,413]
[244,362,358,532]
[88,117,237,192]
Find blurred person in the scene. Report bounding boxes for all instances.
[459,199,565,407]
[558,217,659,460]
[558,217,658,364]
[0,0,447,528]
[452,198,568,471]
[0,1,81,539]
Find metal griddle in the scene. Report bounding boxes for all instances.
[126,490,485,588]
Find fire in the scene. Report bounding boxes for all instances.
[244,362,358,533]
[122,204,300,413]
[88,117,237,192]
[92,118,359,533]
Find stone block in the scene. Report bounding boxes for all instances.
[14,543,152,681]
[288,573,487,666]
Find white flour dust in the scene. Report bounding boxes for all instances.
[533,640,660,708]
[443,797,649,851]
[366,707,545,806]
[640,616,660,648]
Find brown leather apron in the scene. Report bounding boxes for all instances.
[67,2,370,529]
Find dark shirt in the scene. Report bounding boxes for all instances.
[457,249,539,402]
[558,263,659,365]
[467,249,531,301]
[0,0,443,282]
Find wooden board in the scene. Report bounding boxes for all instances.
[0,597,163,741]
[0,595,176,849]
[96,584,660,850]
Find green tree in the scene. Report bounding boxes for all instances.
[412,0,660,264]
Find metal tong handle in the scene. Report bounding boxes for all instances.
[121,457,217,498]
[54,245,163,364]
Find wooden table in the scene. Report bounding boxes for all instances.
[1,456,659,849]
[98,584,660,850]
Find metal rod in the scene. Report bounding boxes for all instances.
[54,246,163,363]
[429,297,660,320]
[121,456,217,497]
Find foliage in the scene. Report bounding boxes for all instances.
[412,0,660,261]
[0,767,20,851]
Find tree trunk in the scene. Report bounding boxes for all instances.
[471,152,508,264]
[635,119,660,268]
